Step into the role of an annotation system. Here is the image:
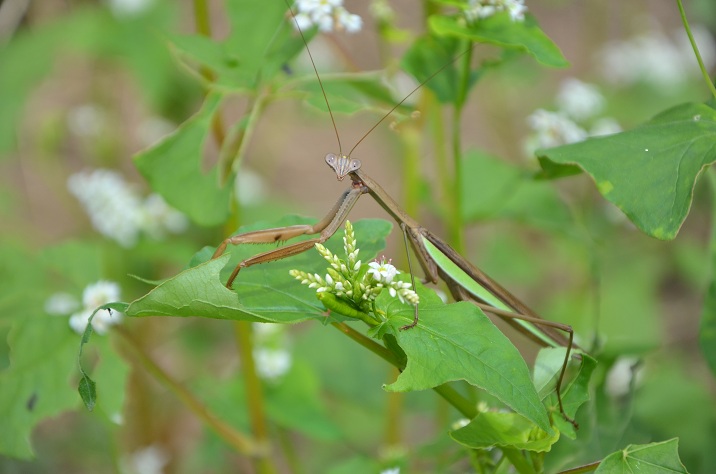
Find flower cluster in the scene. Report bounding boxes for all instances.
[46,280,124,335]
[289,221,419,317]
[68,169,188,247]
[252,322,293,383]
[464,0,528,23]
[291,0,363,33]
[524,78,621,153]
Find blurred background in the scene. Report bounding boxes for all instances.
[1,0,716,472]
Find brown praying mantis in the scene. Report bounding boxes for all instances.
[211,2,581,428]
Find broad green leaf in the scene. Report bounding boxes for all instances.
[595,439,689,474]
[297,73,404,116]
[450,411,559,452]
[429,14,568,68]
[381,293,553,434]
[700,170,716,377]
[127,217,391,322]
[400,35,465,104]
[134,93,232,226]
[537,103,716,240]
[461,150,573,232]
[0,318,79,459]
[171,0,307,91]
[533,348,596,439]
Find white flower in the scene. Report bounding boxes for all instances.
[590,117,622,137]
[106,0,153,18]
[465,0,527,23]
[44,292,80,316]
[68,169,144,247]
[126,445,170,474]
[69,308,122,335]
[368,259,399,284]
[68,169,189,246]
[451,418,470,430]
[83,280,121,308]
[526,109,587,150]
[140,194,189,239]
[291,0,363,33]
[598,25,715,89]
[605,357,644,398]
[556,78,605,121]
[380,468,400,474]
[67,104,106,138]
[254,348,292,381]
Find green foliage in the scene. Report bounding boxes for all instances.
[1,0,713,472]
[538,102,716,240]
[595,439,689,474]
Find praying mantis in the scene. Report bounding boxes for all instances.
[211,2,581,428]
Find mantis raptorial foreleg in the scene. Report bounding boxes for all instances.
[212,185,365,288]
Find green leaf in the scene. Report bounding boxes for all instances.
[533,348,596,439]
[595,439,689,474]
[537,103,716,240]
[382,292,553,434]
[450,411,559,452]
[461,150,573,232]
[700,171,716,377]
[429,13,568,68]
[78,375,96,412]
[126,217,391,322]
[297,73,403,116]
[401,35,467,104]
[134,92,232,226]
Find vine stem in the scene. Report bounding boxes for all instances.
[330,322,477,418]
[113,327,261,455]
[677,0,716,101]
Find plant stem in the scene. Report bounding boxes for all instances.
[503,448,537,474]
[235,322,277,474]
[677,0,716,101]
[331,322,477,418]
[114,327,260,455]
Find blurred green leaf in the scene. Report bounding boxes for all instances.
[265,360,341,440]
[461,150,573,232]
[537,103,716,240]
[127,217,390,322]
[382,290,553,434]
[450,411,559,451]
[429,13,568,68]
[298,73,403,116]
[595,438,689,474]
[401,35,466,104]
[134,93,232,226]
[700,171,716,377]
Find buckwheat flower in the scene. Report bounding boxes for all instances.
[292,0,362,33]
[106,0,153,18]
[464,0,527,23]
[67,104,106,138]
[44,292,80,316]
[380,468,400,474]
[254,348,292,382]
[526,109,587,150]
[126,445,170,474]
[556,78,604,121]
[590,117,622,137]
[83,280,121,308]
[68,169,144,247]
[605,357,644,398]
[140,194,189,239]
[368,258,399,284]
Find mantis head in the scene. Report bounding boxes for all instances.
[325,153,361,181]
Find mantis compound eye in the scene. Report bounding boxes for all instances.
[349,159,361,171]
